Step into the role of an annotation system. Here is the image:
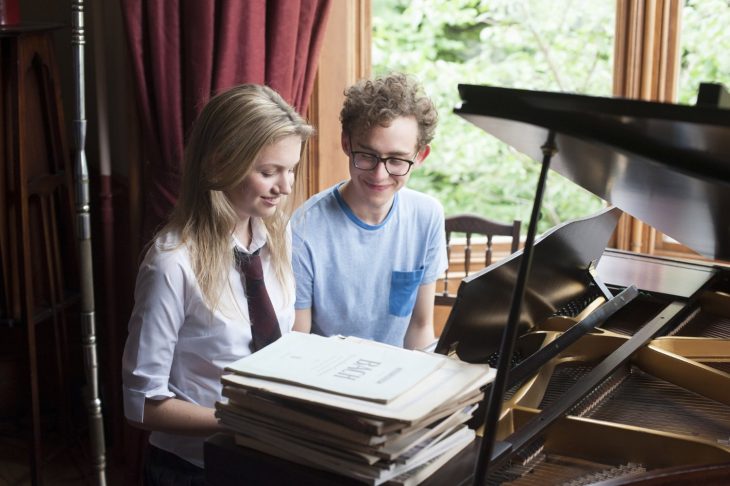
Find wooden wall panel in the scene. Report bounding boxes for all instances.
[303,0,371,202]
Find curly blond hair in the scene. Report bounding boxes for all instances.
[340,72,438,150]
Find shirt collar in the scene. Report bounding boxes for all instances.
[231,217,268,254]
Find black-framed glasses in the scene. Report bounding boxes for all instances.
[348,135,417,176]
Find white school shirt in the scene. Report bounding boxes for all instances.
[121,218,294,467]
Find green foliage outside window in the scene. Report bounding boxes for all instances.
[372,0,729,233]
[679,0,730,104]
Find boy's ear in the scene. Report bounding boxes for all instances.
[341,131,350,154]
[414,144,431,166]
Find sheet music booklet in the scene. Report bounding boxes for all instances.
[217,332,496,484]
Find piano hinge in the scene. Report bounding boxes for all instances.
[446,341,459,358]
[588,260,613,300]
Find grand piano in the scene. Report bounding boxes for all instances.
[204,85,730,485]
[430,83,730,485]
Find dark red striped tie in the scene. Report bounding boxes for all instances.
[234,249,282,352]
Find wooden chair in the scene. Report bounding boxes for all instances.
[435,214,521,307]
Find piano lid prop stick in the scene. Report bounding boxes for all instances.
[473,130,558,485]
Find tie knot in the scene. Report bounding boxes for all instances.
[234,248,264,281]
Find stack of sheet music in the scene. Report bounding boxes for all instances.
[216,332,495,485]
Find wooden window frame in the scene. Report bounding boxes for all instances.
[612,0,690,258]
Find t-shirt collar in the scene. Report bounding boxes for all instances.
[333,182,399,231]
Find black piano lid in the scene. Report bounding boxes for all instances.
[455,84,730,261]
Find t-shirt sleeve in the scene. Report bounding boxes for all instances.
[422,200,448,284]
[121,246,187,423]
[292,229,314,309]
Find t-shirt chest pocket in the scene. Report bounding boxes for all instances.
[389,266,425,317]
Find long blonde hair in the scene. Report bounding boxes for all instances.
[161,84,314,309]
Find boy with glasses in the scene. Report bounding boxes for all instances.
[292,73,447,349]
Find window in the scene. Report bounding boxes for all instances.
[372,0,613,232]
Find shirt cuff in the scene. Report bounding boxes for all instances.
[123,386,175,423]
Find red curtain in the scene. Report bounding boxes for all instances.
[120,0,332,238]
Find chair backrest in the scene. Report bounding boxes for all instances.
[435,214,521,306]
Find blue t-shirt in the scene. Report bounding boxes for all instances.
[292,183,448,346]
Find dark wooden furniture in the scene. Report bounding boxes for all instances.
[436,214,520,306]
[0,23,80,485]
[204,433,481,486]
